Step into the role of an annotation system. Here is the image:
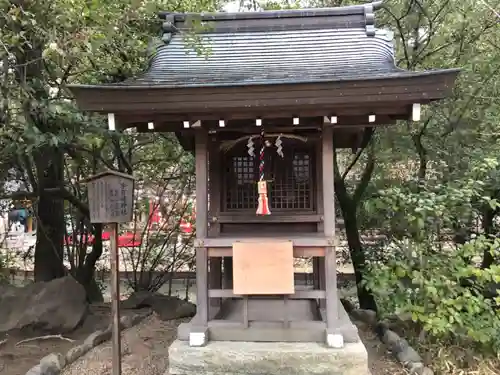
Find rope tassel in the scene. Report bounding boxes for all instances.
[256,129,271,215]
[256,181,270,215]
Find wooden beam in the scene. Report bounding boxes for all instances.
[208,289,326,299]
[199,236,335,248]
[71,72,457,114]
[178,321,328,343]
[208,247,325,258]
[136,115,396,133]
[116,104,413,123]
[213,213,322,223]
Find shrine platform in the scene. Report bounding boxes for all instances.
[176,297,360,343]
[169,298,369,375]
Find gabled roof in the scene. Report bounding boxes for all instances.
[112,1,454,88]
[67,1,459,126]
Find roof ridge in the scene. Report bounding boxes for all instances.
[159,1,383,41]
[159,2,383,21]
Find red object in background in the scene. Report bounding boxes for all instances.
[117,232,142,247]
[180,203,195,234]
[65,231,142,247]
[64,234,95,245]
[149,199,161,228]
[179,220,192,234]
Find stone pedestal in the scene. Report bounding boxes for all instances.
[168,340,370,375]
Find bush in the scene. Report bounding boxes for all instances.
[363,176,500,352]
[365,236,500,351]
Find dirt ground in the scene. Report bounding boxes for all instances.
[0,304,150,375]
[0,302,405,375]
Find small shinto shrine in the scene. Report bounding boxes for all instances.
[70,2,459,374]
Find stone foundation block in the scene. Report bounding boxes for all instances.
[168,339,369,375]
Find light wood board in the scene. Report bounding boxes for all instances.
[232,241,295,295]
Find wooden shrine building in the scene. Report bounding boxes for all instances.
[69,0,459,367]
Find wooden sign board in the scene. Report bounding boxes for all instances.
[233,241,295,295]
[85,170,135,224]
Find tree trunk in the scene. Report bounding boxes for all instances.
[33,146,66,282]
[333,145,378,312]
[74,224,105,302]
[79,276,104,303]
[481,206,496,269]
[343,202,377,311]
[335,180,378,311]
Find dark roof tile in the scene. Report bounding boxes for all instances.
[116,2,455,88]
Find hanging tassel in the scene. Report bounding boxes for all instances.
[256,129,271,215]
[256,180,270,215]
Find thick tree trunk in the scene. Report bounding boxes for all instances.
[33,146,66,282]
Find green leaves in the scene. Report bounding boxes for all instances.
[0,0,224,174]
[366,237,500,350]
[363,161,500,350]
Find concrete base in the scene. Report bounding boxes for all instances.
[168,340,370,375]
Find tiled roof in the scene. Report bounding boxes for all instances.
[129,28,414,87]
[114,2,454,88]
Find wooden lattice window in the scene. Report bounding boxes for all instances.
[223,143,314,211]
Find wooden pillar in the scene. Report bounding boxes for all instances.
[321,124,342,348]
[315,137,324,233]
[208,135,221,236]
[192,130,209,347]
[208,136,222,310]
[314,138,324,300]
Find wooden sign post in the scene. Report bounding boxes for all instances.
[84,170,135,375]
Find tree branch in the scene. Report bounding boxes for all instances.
[341,127,374,180]
[353,142,375,204]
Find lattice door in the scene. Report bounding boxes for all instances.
[223,142,314,211]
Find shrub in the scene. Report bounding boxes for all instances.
[365,236,500,351]
[363,176,500,352]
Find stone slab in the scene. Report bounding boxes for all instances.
[168,339,369,375]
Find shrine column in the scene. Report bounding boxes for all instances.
[314,141,324,293]
[208,138,222,310]
[321,124,342,348]
[192,130,209,347]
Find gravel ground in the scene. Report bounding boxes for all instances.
[61,314,188,375]
[358,325,407,375]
